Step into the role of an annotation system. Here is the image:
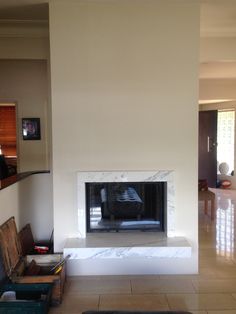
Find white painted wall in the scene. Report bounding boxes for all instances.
[0,183,20,228]
[50,0,199,272]
[18,173,53,241]
[0,60,49,172]
[0,174,53,241]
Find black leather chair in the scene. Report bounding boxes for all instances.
[0,155,9,179]
[0,155,16,179]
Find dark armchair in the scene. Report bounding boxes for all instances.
[0,155,16,180]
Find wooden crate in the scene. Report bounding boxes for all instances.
[18,223,53,255]
[0,217,66,305]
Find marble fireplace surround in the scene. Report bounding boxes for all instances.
[77,170,175,238]
[63,170,192,275]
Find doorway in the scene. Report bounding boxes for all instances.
[217,109,235,176]
[198,109,235,188]
[0,104,17,171]
[198,110,217,188]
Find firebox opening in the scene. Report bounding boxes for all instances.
[86,182,166,232]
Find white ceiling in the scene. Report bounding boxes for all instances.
[1,0,236,104]
[201,0,236,37]
[200,62,236,79]
[0,0,235,29]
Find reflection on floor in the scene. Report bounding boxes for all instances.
[50,188,236,314]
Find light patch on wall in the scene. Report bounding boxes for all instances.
[199,99,234,105]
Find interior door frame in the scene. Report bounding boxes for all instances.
[199,109,218,187]
[199,104,236,188]
[0,100,19,171]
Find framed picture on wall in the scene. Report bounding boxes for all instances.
[22,118,41,140]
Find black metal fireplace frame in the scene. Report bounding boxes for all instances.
[86,181,167,233]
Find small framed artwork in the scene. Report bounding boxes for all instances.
[22,118,41,140]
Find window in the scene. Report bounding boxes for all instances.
[217,110,235,174]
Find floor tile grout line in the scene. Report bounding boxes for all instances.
[98,294,101,310]
[163,293,171,311]
[130,279,133,295]
[190,278,198,293]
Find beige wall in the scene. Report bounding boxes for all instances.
[0,183,20,228]
[18,173,53,241]
[200,37,236,62]
[0,27,53,242]
[0,60,49,172]
[50,0,200,272]
[199,78,236,101]
[0,174,53,241]
[0,19,49,60]
[0,37,49,60]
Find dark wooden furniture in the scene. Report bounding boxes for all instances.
[199,190,216,220]
[18,223,53,256]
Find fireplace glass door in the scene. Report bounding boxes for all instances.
[86,182,166,232]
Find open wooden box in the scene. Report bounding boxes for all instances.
[0,217,66,305]
[18,223,53,255]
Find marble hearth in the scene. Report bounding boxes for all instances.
[63,171,192,275]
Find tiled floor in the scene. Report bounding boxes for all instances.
[50,188,236,314]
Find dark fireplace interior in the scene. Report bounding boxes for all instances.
[86,182,166,232]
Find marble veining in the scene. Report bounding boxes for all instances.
[72,170,185,275]
[64,233,191,260]
[64,246,191,260]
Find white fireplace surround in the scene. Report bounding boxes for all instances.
[62,170,193,275]
[77,170,175,238]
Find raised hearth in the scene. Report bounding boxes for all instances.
[63,170,192,275]
[64,232,192,275]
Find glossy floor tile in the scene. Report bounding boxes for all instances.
[99,294,169,311]
[49,294,99,314]
[167,293,236,311]
[208,311,236,314]
[49,188,236,313]
[192,278,236,293]
[131,278,195,294]
[68,277,132,294]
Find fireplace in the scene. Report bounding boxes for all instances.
[86,182,166,232]
[77,170,175,238]
[64,170,193,276]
